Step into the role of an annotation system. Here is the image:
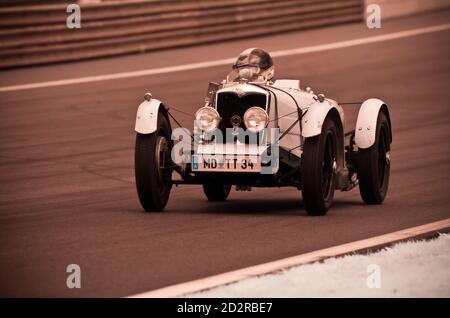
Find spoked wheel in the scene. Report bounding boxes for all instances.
[203,183,231,201]
[358,111,391,204]
[135,115,173,211]
[301,116,338,215]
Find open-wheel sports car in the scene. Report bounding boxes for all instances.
[134,48,392,215]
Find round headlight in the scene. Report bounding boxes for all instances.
[243,106,269,133]
[195,107,220,132]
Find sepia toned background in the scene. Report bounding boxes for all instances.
[0,0,449,297]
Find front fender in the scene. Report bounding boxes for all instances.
[135,98,164,134]
[301,101,334,138]
[355,98,391,149]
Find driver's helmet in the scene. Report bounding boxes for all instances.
[232,48,274,82]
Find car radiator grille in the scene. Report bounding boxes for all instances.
[216,92,267,144]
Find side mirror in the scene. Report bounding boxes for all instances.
[205,82,220,106]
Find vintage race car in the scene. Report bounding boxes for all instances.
[134,48,392,215]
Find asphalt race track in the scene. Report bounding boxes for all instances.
[0,11,449,297]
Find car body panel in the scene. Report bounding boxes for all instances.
[212,82,345,158]
[273,79,300,90]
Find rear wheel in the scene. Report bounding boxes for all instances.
[135,114,172,211]
[358,111,391,204]
[203,183,231,201]
[301,116,338,215]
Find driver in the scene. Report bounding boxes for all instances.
[232,48,274,82]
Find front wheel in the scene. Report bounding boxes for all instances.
[358,111,391,204]
[301,116,338,215]
[135,115,172,211]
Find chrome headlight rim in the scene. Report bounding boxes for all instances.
[195,106,221,132]
[243,106,269,133]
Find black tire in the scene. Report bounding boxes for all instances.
[135,114,172,211]
[301,116,338,215]
[202,183,231,201]
[358,111,391,204]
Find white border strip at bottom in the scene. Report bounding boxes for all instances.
[129,218,450,298]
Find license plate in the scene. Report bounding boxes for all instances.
[192,155,261,172]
